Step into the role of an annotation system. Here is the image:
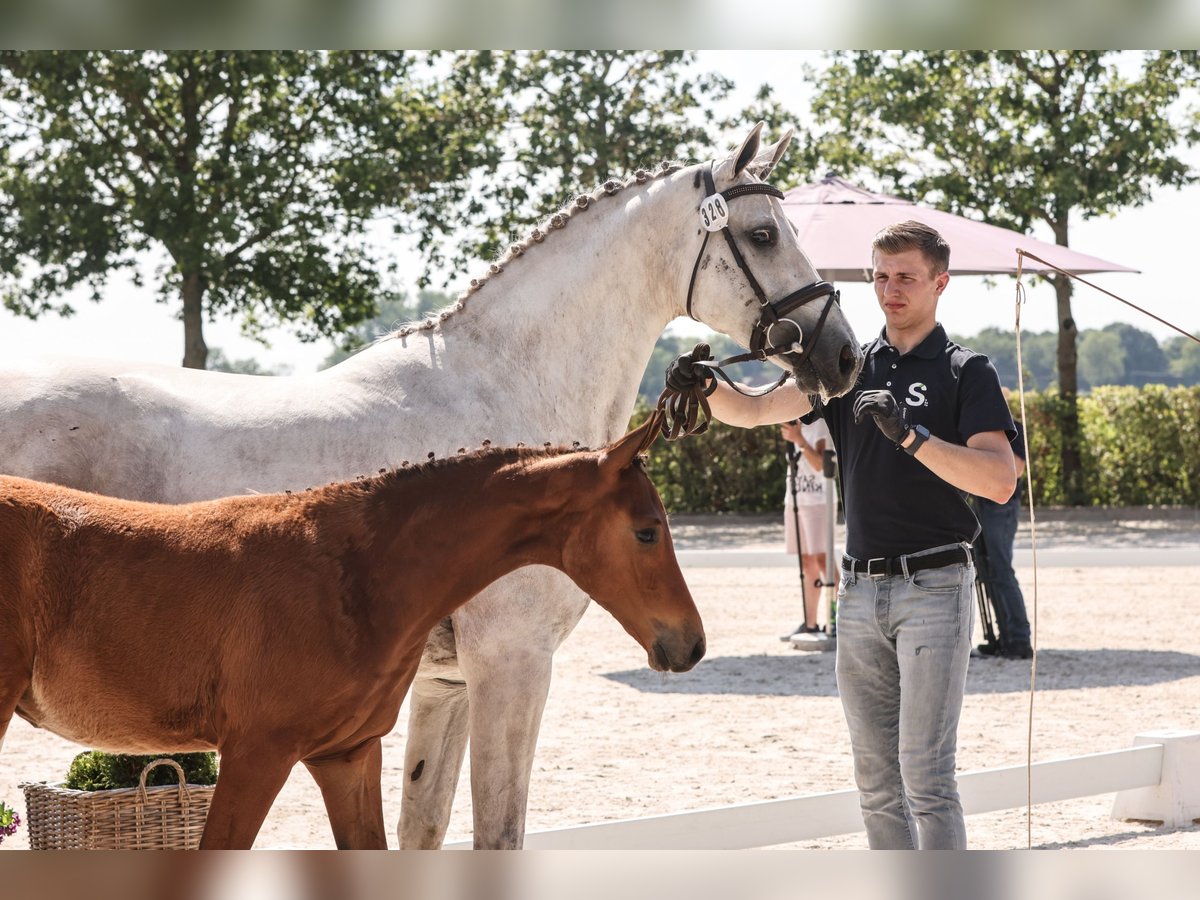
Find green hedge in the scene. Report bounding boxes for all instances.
[634,385,1200,512]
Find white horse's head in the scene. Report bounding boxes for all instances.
[683,123,863,398]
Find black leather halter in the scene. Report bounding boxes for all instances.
[685,162,841,367]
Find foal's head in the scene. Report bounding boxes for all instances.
[551,416,705,673]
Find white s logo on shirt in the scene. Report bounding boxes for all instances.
[906,382,928,407]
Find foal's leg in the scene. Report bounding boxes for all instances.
[199,744,296,849]
[0,632,31,755]
[304,737,388,849]
[0,674,29,755]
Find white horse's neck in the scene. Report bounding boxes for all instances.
[351,169,702,443]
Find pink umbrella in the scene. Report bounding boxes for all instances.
[781,173,1138,281]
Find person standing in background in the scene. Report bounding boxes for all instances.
[973,394,1032,660]
[780,417,838,642]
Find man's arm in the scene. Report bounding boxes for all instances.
[853,389,1016,503]
[901,429,1016,503]
[707,378,813,428]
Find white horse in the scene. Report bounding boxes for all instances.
[0,124,862,848]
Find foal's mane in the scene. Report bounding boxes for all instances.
[375,161,686,345]
[309,441,595,505]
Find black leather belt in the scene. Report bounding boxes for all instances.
[842,546,972,578]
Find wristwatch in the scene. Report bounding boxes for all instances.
[903,424,931,456]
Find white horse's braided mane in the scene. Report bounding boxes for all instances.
[377,161,686,343]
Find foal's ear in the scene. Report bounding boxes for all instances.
[749,128,793,179]
[731,121,765,178]
[599,412,663,473]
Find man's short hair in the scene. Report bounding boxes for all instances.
[872,220,951,275]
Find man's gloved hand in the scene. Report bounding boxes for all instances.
[853,389,911,444]
[665,342,717,396]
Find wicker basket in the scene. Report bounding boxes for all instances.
[19,758,214,850]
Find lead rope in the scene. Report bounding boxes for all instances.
[1011,249,1199,850]
[653,342,794,441]
[1013,254,1039,849]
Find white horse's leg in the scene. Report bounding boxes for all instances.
[457,570,589,850]
[461,646,554,849]
[398,629,471,849]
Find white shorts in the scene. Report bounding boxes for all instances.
[784,503,833,556]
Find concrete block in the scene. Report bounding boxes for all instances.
[1112,730,1200,827]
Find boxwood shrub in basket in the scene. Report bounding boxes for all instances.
[64,751,218,790]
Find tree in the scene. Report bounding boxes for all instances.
[0,51,506,368]
[715,82,818,188]
[1077,330,1126,390]
[1101,322,1169,384]
[810,50,1199,502]
[435,51,735,271]
[1165,335,1200,383]
[206,347,292,376]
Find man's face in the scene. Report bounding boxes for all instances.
[872,248,949,332]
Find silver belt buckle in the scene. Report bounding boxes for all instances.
[866,557,889,577]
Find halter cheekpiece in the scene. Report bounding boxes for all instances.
[685,161,840,367]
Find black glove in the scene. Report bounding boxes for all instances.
[853,389,911,444]
[664,343,717,396]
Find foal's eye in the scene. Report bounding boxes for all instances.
[635,527,659,545]
[750,227,776,246]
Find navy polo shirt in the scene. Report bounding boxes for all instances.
[808,324,1015,559]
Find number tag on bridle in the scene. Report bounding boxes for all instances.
[699,193,729,232]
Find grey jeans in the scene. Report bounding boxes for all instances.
[835,542,975,849]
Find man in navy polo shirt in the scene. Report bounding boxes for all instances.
[669,220,1016,849]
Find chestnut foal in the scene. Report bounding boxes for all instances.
[0,416,704,848]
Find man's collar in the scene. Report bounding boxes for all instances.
[873,324,947,359]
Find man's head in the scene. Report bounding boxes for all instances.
[871,221,951,337]
[872,220,951,276]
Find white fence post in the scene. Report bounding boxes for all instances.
[1112,730,1200,828]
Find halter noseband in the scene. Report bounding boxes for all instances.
[685,161,840,366]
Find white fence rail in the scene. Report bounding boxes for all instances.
[446,731,1199,849]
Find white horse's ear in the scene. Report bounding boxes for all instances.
[749,127,793,179]
[731,121,765,178]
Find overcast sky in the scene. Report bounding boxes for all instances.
[2,50,1195,373]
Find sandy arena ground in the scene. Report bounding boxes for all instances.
[2,511,1198,850]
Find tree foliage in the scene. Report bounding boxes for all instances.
[0,51,506,368]
[431,51,736,272]
[808,50,1199,501]
[951,323,1197,390]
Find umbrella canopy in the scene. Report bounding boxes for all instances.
[781,174,1138,282]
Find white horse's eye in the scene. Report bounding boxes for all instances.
[750,227,775,246]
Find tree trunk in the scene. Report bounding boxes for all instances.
[1054,273,1083,503]
[181,272,208,369]
[1052,216,1083,505]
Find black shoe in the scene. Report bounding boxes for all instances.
[1002,642,1033,660]
[971,641,1003,659]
